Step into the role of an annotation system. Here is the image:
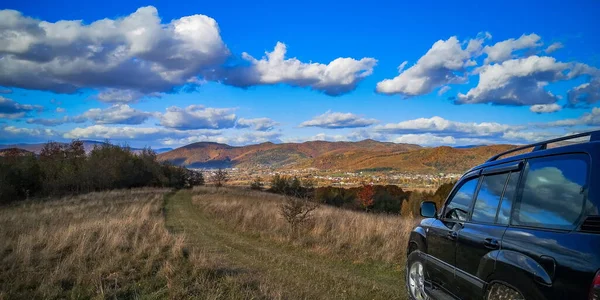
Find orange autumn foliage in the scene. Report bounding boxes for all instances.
[357,184,375,210]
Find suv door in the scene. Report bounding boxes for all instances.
[454,162,522,299]
[426,173,479,297]
[499,153,594,299]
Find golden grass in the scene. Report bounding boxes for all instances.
[192,187,417,264]
[0,188,268,299]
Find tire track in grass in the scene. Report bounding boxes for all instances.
[165,190,408,300]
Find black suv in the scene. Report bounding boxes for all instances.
[406,131,600,300]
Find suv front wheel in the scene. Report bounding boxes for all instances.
[406,251,429,300]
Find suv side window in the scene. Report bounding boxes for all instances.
[512,154,589,230]
[444,177,479,221]
[471,172,509,223]
[496,171,519,225]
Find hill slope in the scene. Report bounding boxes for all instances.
[158,140,515,174]
[158,140,421,169]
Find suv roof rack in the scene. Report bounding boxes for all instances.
[487,130,600,162]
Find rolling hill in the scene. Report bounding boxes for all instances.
[157,140,421,169]
[0,148,35,157]
[157,140,516,174]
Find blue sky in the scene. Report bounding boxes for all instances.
[0,0,599,148]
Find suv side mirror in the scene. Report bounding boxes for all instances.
[420,201,437,218]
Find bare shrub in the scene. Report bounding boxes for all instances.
[212,168,229,188]
[280,193,319,238]
[250,176,264,190]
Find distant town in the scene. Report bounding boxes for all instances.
[201,167,461,191]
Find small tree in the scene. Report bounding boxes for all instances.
[302,177,315,199]
[250,176,264,190]
[187,170,205,188]
[288,176,302,195]
[357,184,375,211]
[270,174,288,194]
[212,168,228,188]
[280,192,319,238]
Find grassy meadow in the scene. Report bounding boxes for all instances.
[192,187,417,263]
[0,187,417,299]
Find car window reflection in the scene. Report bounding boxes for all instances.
[472,173,509,223]
[445,178,478,221]
[513,155,588,230]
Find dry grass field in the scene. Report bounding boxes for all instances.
[192,187,417,263]
[0,187,416,299]
[0,189,271,299]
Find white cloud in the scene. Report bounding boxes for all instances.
[55,107,65,113]
[438,86,451,96]
[545,42,564,54]
[96,89,161,103]
[392,133,457,145]
[162,130,282,146]
[545,107,600,127]
[346,129,386,141]
[0,6,229,95]
[375,34,488,96]
[82,104,153,124]
[370,116,574,145]
[374,116,516,138]
[3,126,56,137]
[299,111,378,129]
[217,131,282,146]
[530,103,562,114]
[64,126,161,139]
[159,105,236,130]
[0,96,43,118]
[567,77,600,107]
[26,104,152,126]
[312,133,349,142]
[236,117,279,131]
[483,33,542,64]
[281,133,350,143]
[216,42,377,96]
[0,125,57,143]
[27,116,80,126]
[63,125,221,141]
[500,130,561,143]
[456,56,576,105]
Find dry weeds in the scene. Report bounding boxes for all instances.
[192,187,418,264]
[0,188,267,299]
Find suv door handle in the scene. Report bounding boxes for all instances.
[447,231,458,240]
[483,238,500,250]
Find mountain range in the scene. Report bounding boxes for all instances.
[0,139,516,174]
[157,140,516,174]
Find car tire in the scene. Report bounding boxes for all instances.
[486,283,525,300]
[406,250,429,300]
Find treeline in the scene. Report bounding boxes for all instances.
[258,175,455,216]
[0,141,204,205]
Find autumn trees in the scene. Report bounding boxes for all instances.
[357,184,375,211]
[267,177,454,216]
[0,140,204,204]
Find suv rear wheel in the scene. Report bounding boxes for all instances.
[486,283,524,300]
